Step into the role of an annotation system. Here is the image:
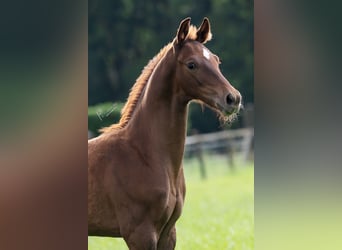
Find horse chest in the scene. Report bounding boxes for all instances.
[158,175,185,226]
[154,189,183,233]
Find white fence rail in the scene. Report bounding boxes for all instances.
[184,128,254,178]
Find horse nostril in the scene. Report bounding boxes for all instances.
[226,93,235,105]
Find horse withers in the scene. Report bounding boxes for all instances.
[88,17,242,250]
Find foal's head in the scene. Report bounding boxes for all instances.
[173,17,242,121]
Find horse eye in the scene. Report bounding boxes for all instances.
[187,62,196,70]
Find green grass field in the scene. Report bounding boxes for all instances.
[88,154,254,250]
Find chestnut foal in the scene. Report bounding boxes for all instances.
[88,17,242,249]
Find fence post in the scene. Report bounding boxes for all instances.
[226,141,235,171]
[195,142,207,179]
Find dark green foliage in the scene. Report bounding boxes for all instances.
[188,103,244,134]
[88,102,124,136]
[188,103,221,134]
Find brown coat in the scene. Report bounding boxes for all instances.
[88,17,241,250]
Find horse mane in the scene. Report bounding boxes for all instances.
[100,24,211,133]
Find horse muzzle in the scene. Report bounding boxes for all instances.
[219,92,242,115]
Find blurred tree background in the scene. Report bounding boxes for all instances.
[89,0,253,135]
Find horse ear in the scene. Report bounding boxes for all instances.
[176,17,191,44]
[196,17,212,43]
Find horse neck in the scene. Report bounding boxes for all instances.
[126,51,188,173]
